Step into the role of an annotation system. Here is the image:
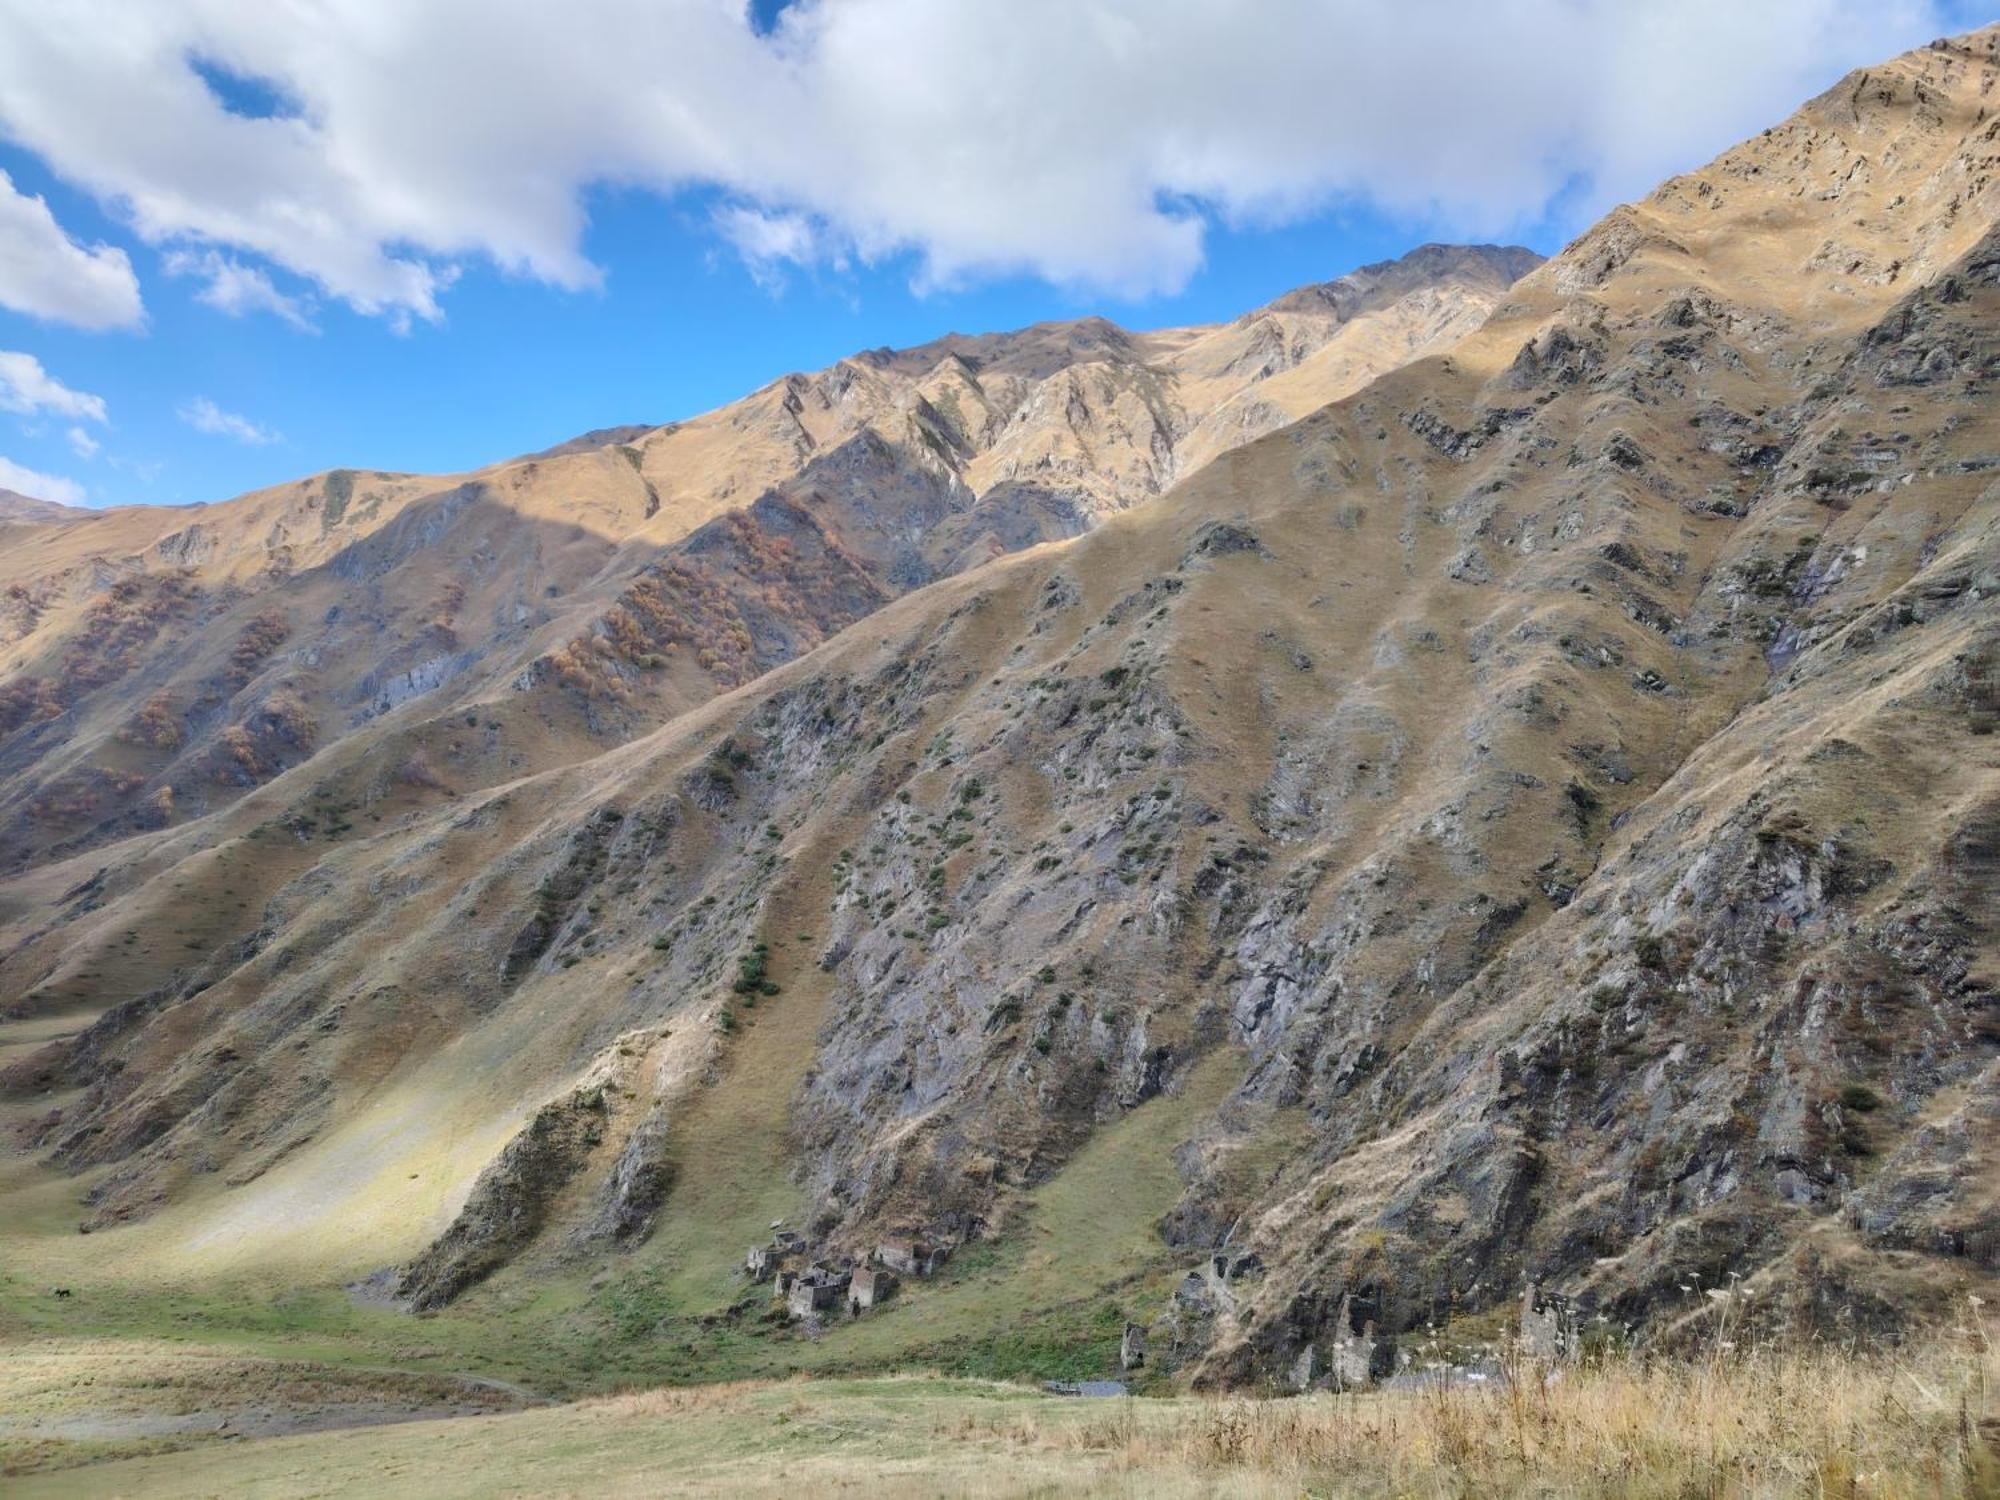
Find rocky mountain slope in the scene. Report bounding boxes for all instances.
[0,244,1532,877]
[4,27,1998,1392]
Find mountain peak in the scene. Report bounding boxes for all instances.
[1257,242,1543,321]
[0,487,87,525]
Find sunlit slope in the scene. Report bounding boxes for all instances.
[4,27,1997,1393]
[0,248,1533,876]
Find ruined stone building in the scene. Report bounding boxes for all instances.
[1120,1322,1147,1371]
[848,1262,897,1314]
[786,1265,851,1319]
[744,1228,803,1283]
[877,1237,951,1277]
[1519,1282,1578,1364]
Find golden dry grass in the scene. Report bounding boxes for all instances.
[11,1331,1996,1499]
[963,1328,2000,1498]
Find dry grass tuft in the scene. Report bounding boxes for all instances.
[590,1377,775,1418]
[974,1324,2000,1498]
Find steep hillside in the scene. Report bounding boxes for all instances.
[0,245,1533,875]
[4,27,1998,1397]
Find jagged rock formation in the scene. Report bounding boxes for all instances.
[3,28,1998,1391]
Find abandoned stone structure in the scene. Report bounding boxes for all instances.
[1328,1327,1375,1390]
[1519,1282,1578,1364]
[1042,1380,1129,1397]
[1289,1283,1572,1392]
[1289,1344,1318,1392]
[785,1264,851,1319]
[877,1237,950,1277]
[847,1262,898,1315]
[744,1228,803,1283]
[756,1230,956,1320]
[1120,1322,1147,1371]
[1324,1292,1379,1391]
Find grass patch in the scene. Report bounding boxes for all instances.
[10,1336,1996,1499]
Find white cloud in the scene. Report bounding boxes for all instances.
[0,168,144,330]
[66,424,99,458]
[0,350,108,423]
[0,453,84,504]
[713,204,848,291]
[0,1,1956,312]
[179,395,278,444]
[164,249,316,331]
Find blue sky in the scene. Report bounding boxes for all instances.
[0,152,1547,508]
[0,1,1989,510]
[0,151,1544,512]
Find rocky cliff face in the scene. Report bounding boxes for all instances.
[3,30,1997,1389]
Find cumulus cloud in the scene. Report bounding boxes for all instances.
[0,169,143,330]
[0,0,1955,315]
[0,350,109,423]
[179,395,278,444]
[0,454,85,504]
[164,249,316,331]
[714,204,849,290]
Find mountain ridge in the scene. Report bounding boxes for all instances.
[2,25,1997,1396]
[0,240,1539,877]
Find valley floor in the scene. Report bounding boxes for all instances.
[5,1341,1996,1499]
[5,995,1998,1495]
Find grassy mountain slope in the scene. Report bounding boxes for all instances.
[0,246,1532,876]
[3,27,1998,1403]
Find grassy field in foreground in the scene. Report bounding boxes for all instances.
[10,1338,2000,1500]
[7,1025,1991,1495]
[0,1052,1245,1477]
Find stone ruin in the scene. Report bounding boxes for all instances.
[1284,1284,1579,1392]
[1325,1292,1379,1391]
[1120,1322,1147,1371]
[1175,1245,1266,1316]
[744,1227,804,1282]
[1289,1344,1318,1392]
[1518,1281,1578,1364]
[847,1262,898,1315]
[876,1236,952,1278]
[750,1228,957,1321]
[1286,1292,1387,1391]
[785,1263,851,1319]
